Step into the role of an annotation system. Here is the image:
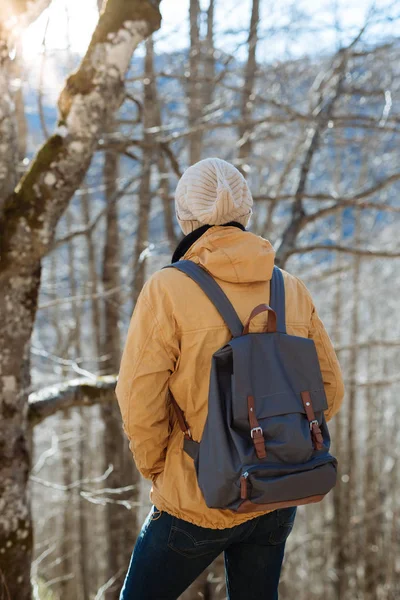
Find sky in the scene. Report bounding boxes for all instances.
[22,0,398,64]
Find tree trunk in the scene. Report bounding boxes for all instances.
[101,401,139,599]
[66,208,82,358]
[151,47,177,250]
[100,121,139,599]
[202,0,215,112]
[339,208,361,599]
[60,409,76,598]
[158,151,177,252]
[78,411,91,600]
[81,187,102,359]
[0,2,161,596]
[101,142,121,372]
[188,0,202,164]
[237,0,260,175]
[0,268,39,598]
[132,36,157,304]
[363,344,378,600]
[332,296,347,599]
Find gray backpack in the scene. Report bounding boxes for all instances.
[165,260,337,513]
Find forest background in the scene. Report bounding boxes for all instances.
[0,0,399,598]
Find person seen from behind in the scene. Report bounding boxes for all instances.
[116,157,345,599]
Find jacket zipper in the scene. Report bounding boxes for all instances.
[240,471,249,500]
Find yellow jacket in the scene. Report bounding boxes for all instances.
[115,226,345,529]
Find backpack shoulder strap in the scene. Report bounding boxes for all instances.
[164,260,243,338]
[270,266,286,333]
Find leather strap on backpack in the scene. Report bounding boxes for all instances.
[243,304,277,335]
[301,391,324,450]
[247,395,267,459]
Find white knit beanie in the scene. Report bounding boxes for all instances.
[175,158,253,235]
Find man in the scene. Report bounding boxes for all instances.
[116,157,344,599]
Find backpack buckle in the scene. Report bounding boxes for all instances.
[309,419,319,430]
[251,426,263,438]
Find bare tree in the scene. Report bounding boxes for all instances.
[3,2,400,598]
[0,1,162,596]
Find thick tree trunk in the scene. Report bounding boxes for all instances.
[0,2,161,597]
[0,268,40,598]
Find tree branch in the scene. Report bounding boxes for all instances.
[28,376,118,427]
[274,21,371,267]
[0,0,161,277]
[51,175,139,251]
[253,171,400,205]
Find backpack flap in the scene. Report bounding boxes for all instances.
[229,332,330,464]
[230,333,328,422]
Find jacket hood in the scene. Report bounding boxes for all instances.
[182,226,275,283]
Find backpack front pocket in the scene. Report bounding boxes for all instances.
[238,457,337,511]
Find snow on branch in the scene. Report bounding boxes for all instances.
[28,376,118,426]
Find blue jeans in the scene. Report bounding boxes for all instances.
[119,505,296,600]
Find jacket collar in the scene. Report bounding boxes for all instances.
[179,225,275,284]
[171,221,245,264]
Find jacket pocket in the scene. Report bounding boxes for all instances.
[167,517,230,558]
